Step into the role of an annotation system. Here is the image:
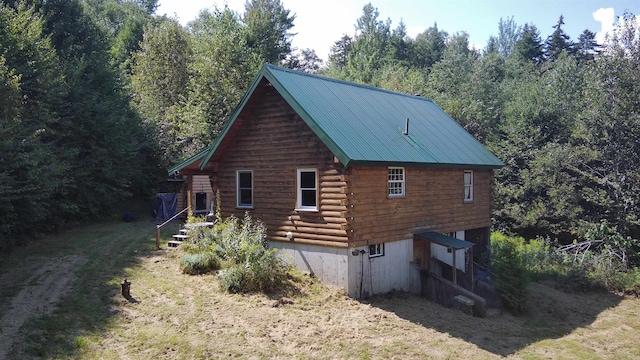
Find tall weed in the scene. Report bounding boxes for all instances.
[216,213,288,293]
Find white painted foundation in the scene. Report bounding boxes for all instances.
[272,239,416,299]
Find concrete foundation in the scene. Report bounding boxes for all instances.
[272,239,416,299]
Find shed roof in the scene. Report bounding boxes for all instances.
[168,147,210,175]
[415,231,475,249]
[200,64,503,170]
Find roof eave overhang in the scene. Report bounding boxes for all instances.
[167,147,210,176]
[415,231,475,249]
[345,160,504,170]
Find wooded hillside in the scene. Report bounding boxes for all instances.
[1,1,638,261]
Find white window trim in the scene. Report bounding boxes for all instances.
[296,168,318,211]
[387,167,405,198]
[236,170,253,208]
[369,243,385,258]
[464,170,473,202]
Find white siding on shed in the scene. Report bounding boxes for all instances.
[430,231,467,272]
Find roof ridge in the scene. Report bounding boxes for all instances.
[264,64,435,104]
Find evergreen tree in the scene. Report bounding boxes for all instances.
[545,15,573,61]
[577,18,640,239]
[346,3,392,83]
[389,19,409,63]
[466,52,505,142]
[575,29,599,62]
[0,2,68,245]
[327,34,353,70]
[283,48,323,73]
[425,32,477,131]
[409,23,447,69]
[484,35,499,56]
[42,0,157,220]
[512,24,544,62]
[494,51,587,241]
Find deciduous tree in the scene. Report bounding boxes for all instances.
[243,0,295,64]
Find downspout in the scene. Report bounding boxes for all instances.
[360,251,364,299]
[452,247,457,285]
[187,174,193,217]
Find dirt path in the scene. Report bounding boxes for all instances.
[0,254,86,359]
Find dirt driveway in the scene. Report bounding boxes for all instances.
[0,254,86,358]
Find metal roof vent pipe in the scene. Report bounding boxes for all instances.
[403,118,409,136]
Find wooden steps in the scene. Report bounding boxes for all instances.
[167,222,212,248]
[168,240,183,248]
[168,232,189,248]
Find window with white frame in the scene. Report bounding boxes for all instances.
[237,170,253,208]
[369,243,385,258]
[464,170,473,202]
[387,167,405,197]
[297,169,317,210]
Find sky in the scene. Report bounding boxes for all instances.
[156,0,640,61]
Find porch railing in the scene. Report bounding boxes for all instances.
[156,207,190,249]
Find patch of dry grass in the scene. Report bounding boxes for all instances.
[1,219,639,359]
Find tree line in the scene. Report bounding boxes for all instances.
[1,0,159,249]
[0,0,303,250]
[322,5,640,261]
[1,0,638,260]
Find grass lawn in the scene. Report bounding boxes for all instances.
[1,217,639,359]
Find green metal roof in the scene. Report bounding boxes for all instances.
[200,64,503,170]
[168,147,210,175]
[415,231,475,249]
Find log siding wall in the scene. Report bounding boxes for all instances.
[348,166,493,247]
[210,82,494,249]
[214,88,351,247]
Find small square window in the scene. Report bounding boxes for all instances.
[464,170,473,202]
[369,243,385,258]
[388,167,405,197]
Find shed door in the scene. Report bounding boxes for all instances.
[195,192,207,212]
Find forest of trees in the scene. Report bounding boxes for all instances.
[1,0,639,261]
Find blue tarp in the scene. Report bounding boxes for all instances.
[154,193,177,221]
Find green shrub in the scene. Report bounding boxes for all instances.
[179,252,219,275]
[489,227,640,297]
[181,215,217,254]
[620,267,640,294]
[179,212,289,293]
[490,232,530,315]
[218,265,250,293]
[181,228,217,254]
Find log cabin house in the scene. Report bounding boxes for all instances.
[169,64,503,298]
